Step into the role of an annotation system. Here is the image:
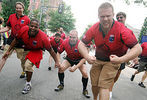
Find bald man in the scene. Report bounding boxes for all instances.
[54,30,90,98]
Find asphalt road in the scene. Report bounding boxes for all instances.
[0,51,147,100]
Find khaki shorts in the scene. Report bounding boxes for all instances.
[90,59,120,89]
[25,59,34,72]
[4,44,24,59]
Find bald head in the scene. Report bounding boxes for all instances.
[69,30,78,46]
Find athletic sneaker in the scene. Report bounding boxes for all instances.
[54,84,64,91]
[138,82,146,88]
[83,89,90,98]
[130,75,135,81]
[22,84,32,94]
[48,67,51,70]
[20,72,26,78]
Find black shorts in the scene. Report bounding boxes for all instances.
[65,57,82,66]
[119,63,125,70]
[53,48,58,53]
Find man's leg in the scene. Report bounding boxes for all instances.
[99,88,109,100]
[55,60,70,91]
[90,60,103,100]
[26,71,33,82]
[92,86,99,100]
[138,71,147,88]
[79,64,90,98]
[98,62,120,100]
[109,70,121,98]
[48,55,53,70]
[22,59,34,94]
[141,71,147,82]
[131,61,145,81]
[15,48,26,78]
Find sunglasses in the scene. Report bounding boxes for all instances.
[116,17,123,20]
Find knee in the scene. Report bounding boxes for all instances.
[25,66,34,72]
[82,71,88,78]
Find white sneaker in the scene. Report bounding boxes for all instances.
[22,84,32,94]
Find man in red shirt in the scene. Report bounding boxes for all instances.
[54,30,90,98]
[48,33,63,70]
[78,2,142,100]
[130,42,147,88]
[3,19,60,94]
[0,2,30,78]
[59,27,66,40]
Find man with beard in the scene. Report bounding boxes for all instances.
[48,32,63,70]
[3,19,60,94]
[54,30,90,98]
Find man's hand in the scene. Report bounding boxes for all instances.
[86,55,96,64]
[2,52,9,59]
[55,61,61,68]
[109,55,122,64]
[69,66,77,72]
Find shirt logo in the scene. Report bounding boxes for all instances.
[21,20,24,24]
[109,35,114,42]
[74,48,78,52]
[32,41,37,46]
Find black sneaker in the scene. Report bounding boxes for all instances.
[130,75,135,81]
[48,67,51,70]
[83,89,90,98]
[54,84,64,91]
[22,84,32,94]
[138,82,146,88]
[20,72,26,78]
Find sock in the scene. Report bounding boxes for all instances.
[82,77,88,91]
[110,92,112,99]
[58,72,64,86]
[26,81,31,86]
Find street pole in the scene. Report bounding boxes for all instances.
[40,0,45,23]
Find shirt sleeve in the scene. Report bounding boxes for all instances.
[6,15,11,27]
[42,34,52,51]
[82,26,94,45]
[120,26,138,48]
[17,26,28,39]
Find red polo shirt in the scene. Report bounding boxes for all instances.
[6,13,30,37]
[58,39,83,61]
[17,26,52,68]
[50,37,63,52]
[82,21,138,61]
[17,26,51,51]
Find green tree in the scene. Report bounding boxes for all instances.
[30,9,47,31]
[0,0,30,26]
[138,17,147,42]
[48,4,75,34]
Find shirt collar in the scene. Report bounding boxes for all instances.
[16,13,24,19]
[99,19,115,38]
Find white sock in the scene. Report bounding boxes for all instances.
[26,81,31,86]
[110,92,112,99]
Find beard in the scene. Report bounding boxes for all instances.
[28,30,38,37]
